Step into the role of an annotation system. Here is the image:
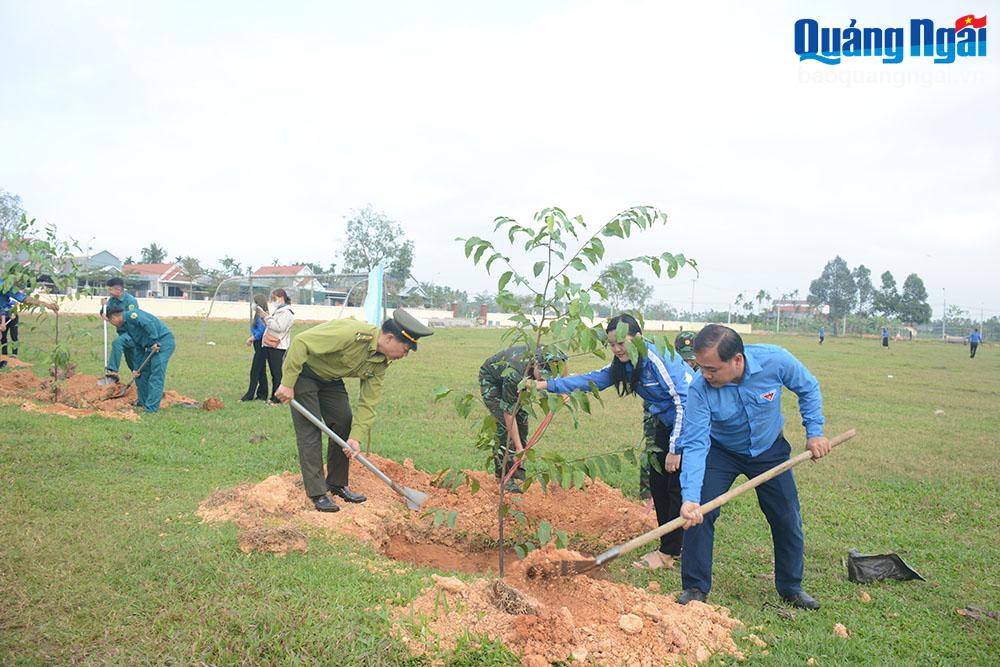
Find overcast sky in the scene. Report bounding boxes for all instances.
[2,1,997,317]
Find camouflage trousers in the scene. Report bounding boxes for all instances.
[480,373,528,481]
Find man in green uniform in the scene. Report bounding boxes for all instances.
[106,306,176,413]
[640,331,699,500]
[275,309,433,512]
[478,346,567,493]
[101,277,139,381]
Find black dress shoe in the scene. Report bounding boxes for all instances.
[311,495,340,512]
[782,591,820,610]
[239,394,254,402]
[677,588,708,605]
[328,485,366,503]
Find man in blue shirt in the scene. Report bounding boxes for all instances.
[818,326,825,345]
[101,277,140,380]
[969,328,982,359]
[1,278,60,367]
[106,305,175,413]
[674,324,831,609]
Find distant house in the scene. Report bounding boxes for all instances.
[77,250,123,288]
[122,263,203,298]
[248,266,365,305]
[770,300,821,321]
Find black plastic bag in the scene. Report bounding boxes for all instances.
[847,548,925,583]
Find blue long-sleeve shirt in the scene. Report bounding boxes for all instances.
[970,330,982,344]
[545,341,694,454]
[676,344,825,503]
[250,315,266,341]
[121,309,174,350]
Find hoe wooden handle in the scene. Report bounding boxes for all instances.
[613,429,858,560]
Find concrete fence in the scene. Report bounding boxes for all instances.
[55,296,752,334]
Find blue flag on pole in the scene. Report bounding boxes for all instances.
[363,263,385,326]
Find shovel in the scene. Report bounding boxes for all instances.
[534,428,857,578]
[96,301,116,386]
[501,410,555,485]
[289,398,428,511]
[105,348,156,400]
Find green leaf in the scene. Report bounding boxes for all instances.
[569,257,586,272]
[463,237,476,258]
[615,321,629,344]
[573,469,586,489]
[514,544,527,559]
[446,511,458,529]
[469,478,480,495]
[536,520,552,545]
[498,271,513,291]
[533,261,546,277]
[432,510,445,528]
[433,385,452,401]
[555,529,568,548]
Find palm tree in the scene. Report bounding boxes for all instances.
[140,243,167,263]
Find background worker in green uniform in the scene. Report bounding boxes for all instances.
[639,331,699,501]
[275,309,433,513]
[478,346,568,493]
[106,306,176,413]
[101,277,139,381]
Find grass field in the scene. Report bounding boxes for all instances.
[1,314,998,665]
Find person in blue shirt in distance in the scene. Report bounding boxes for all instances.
[535,313,693,570]
[241,294,270,401]
[674,324,831,609]
[969,328,982,359]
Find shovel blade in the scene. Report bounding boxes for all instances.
[96,377,116,386]
[402,487,429,511]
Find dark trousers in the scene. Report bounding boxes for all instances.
[681,434,804,596]
[243,339,269,399]
[264,347,285,398]
[971,342,979,358]
[291,366,353,498]
[650,420,683,556]
[491,410,528,481]
[882,337,889,347]
[1,314,18,356]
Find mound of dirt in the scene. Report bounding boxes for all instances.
[197,456,657,551]
[394,544,744,665]
[0,356,32,368]
[199,459,746,664]
[0,368,206,419]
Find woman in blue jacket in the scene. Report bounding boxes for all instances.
[240,294,270,401]
[536,313,694,569]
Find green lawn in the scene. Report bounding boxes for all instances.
[1,315,998,665]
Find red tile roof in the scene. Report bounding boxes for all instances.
[253,265,307,276]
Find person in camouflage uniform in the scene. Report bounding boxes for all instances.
[639,331,699,500]
[479,345,566,493]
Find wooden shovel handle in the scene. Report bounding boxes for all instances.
[614,429,857,559]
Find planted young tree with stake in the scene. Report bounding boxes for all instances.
[431,206,695,574]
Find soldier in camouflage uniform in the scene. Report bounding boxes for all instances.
[479,346,566,493]
[639,331,699,499]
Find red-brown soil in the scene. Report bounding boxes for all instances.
[198,457,745,665]
[0,368,212,419]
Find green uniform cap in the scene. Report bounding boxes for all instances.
[388,308,434,350]
[674,330,697,361]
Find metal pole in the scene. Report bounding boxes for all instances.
[776,302,781,333]
[942,288,946,339]
[689,279,696,326]
[727,301,732,325]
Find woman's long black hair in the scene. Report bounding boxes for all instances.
[607,314,643,397]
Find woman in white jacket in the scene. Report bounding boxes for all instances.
[256,288,295,403]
